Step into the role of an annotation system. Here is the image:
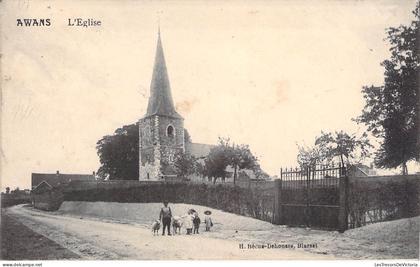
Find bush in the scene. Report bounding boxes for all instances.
[348,177,420,228]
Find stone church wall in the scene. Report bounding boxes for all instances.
[139,115,184,180]
[139,116,161,180]
[157,116,184,176]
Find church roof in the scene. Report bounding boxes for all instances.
[145,30,182,119]
[186,142,215,158]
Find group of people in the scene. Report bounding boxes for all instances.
[157,201,213,236]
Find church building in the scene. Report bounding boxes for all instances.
[138,30,267,182]
[138,30,185,180]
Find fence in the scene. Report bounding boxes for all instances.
[273,165,420,232]
[274,164,347,231]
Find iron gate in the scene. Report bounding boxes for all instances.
[275,164,347,231]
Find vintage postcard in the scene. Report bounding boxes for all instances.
[1,0,419,265]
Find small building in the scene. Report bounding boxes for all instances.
[31,171,96,189]
[31,171,95,210]
[31,181,63,211]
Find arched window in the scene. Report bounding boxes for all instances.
[167,125,174,138]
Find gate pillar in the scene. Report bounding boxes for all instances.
[338,172,349,233]
[273,179,282,225]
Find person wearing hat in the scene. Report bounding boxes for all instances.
[204,210,213,232]
[159,201,172,236]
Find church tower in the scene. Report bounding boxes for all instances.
[138,30,185,180]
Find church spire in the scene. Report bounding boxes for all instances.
[145,29,182,119]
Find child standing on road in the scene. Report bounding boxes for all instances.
[193,213,201,234]
[204,210,213,232]
[182,211,194,235]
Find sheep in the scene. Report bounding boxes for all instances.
[172,216,183,235]
[151,220,161,236]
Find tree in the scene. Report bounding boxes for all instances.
[173,151,197,178]
[298,131,372,168]
[315,131,372,166]
[204,138,259,184]
[11,187,20,194]
[204,144,230,184]
[356,3,420,174]
[226,141,258,185]
[195,161,209,180]
[252,164,270,180]
[96,123,139,180]
[96,124,194,180]
[297,143,328,169]
[5,187,10,194]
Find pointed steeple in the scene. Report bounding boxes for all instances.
[145,30,182,119]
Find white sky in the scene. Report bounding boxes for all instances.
[1,0,418,190]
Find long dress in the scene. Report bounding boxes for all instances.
[204,215,212,229]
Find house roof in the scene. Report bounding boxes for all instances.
[32,181,53,194]
[144,30,182,119]
[186,142,215,158]
[31,172,95,188]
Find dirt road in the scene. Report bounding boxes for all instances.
[1,213,80,260]
[4,205,333,260]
